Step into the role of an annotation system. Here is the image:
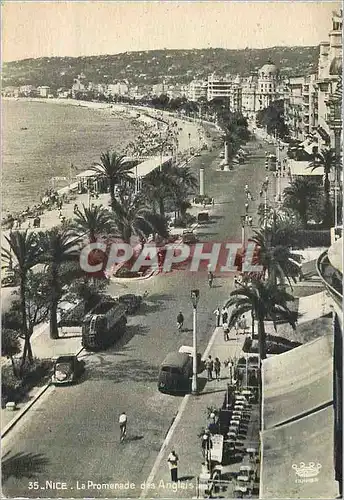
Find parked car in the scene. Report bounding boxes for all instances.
[51,355,85,385]
[197,211,209,222]
[1,269,18,287]
[118,294,142,314]
[182,231,198,244]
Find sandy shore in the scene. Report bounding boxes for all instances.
[2,97,218,233]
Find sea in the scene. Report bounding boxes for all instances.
[1,100,139,215]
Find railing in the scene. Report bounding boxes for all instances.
[316,250,342,307]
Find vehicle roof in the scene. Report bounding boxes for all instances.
[55,355,77,362]
[161,351,190,367]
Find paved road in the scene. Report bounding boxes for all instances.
[2,134,273,498]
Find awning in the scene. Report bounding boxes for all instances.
[260,406,338,499]
[262,334,333,429]
[289,160,324,176]
[328,237,343,275]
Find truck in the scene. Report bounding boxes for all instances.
[82,299,127,351]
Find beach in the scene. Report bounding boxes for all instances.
[1,97,217,233]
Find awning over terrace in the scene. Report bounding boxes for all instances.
[132,156,172,178]
[288,159,324,177]
[260,406,338,499]
[262,334,333,429]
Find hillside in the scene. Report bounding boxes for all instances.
[2,46,319,89]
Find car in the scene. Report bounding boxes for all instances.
[197,211,209,222]
[219,152,225,159]
[51,355,85,385]
[118,293,142,314]
[182,231,198,244]
[1,269,18,287]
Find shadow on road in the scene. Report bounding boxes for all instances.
[89,357,159,383]
[178,475,195,481]
[2,451,49,481]
[126,435,144,442]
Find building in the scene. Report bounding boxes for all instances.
[37,86,50,98]
[315,10,342,149]
[19,85,36,96]
[207,74,242,112]
[187,80,207,101]
[2,86,19,97]
[241,76,258,121]
[284,76,307,141]
[257,61,279,110]
[107,81,129,96]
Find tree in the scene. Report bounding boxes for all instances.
[2,271,50,372]
[38,228,79,339]
[1,329,21,377]
[282,177,322,228]
[309,148,337,227]
[69,276,109,314]
[92,151,133,209]
[226,280,296,362]
[251,225,301,287]
[2,231,42,367]
[71,204,113,242]
[111,193,168,243]
[143,167,172,216]
[256,99,289,139]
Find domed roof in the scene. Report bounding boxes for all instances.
[329,56,342,76]
[260,61,278,75]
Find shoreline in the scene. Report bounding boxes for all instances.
[2,98,217,227]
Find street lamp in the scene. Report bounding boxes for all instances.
[240,215,246,248]
[190,289,200,395]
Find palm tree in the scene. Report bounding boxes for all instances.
[282,177,321,228]
[251,227,301,287]
[92,151,133,209]
[71,204,113,242]
[226,280,296,362]
[169,166,197,219]
[309,147,337,226]
[143,167,171,216]
[111,193,168,244]
[2,230,42,366]
[38,228,79,339]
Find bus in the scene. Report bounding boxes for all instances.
[158,352,192,394]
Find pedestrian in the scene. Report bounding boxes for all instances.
[245,202,249,214]
[227,359,233,384]
[177,311,184,332]
[205,355,214,381]
[221,306,228,325]
[214,357,221,381]
[213,307,221,327]
[167,450,179,482]
[244,184,249,194]
[248,216,253,227]
[239,315,248,335]
[259,189,263,198]
[234,275,240,288]
[119,412,127,442]
[201,430,212,461]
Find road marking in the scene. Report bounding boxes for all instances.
[140,325,219,497]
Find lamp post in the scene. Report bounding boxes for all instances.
[240,215,246,248]
[190,289,200,395]
[188,132,191,156]
[326,77,342,228]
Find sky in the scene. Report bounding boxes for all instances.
[2,1,341,62]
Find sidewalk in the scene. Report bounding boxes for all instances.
[1,303,82,433]
[147,326,251,498]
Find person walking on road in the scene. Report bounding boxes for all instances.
[221,306,228,326]
[205,356,214,381]
[223,321,230,341]
[119,412,127,442]
[177,311,184,332]
[213,307,221,327]
[167,450,179,482]
[245,202,249,214]
[214,357,221,381]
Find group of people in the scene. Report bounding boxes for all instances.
[205,355,221,381]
